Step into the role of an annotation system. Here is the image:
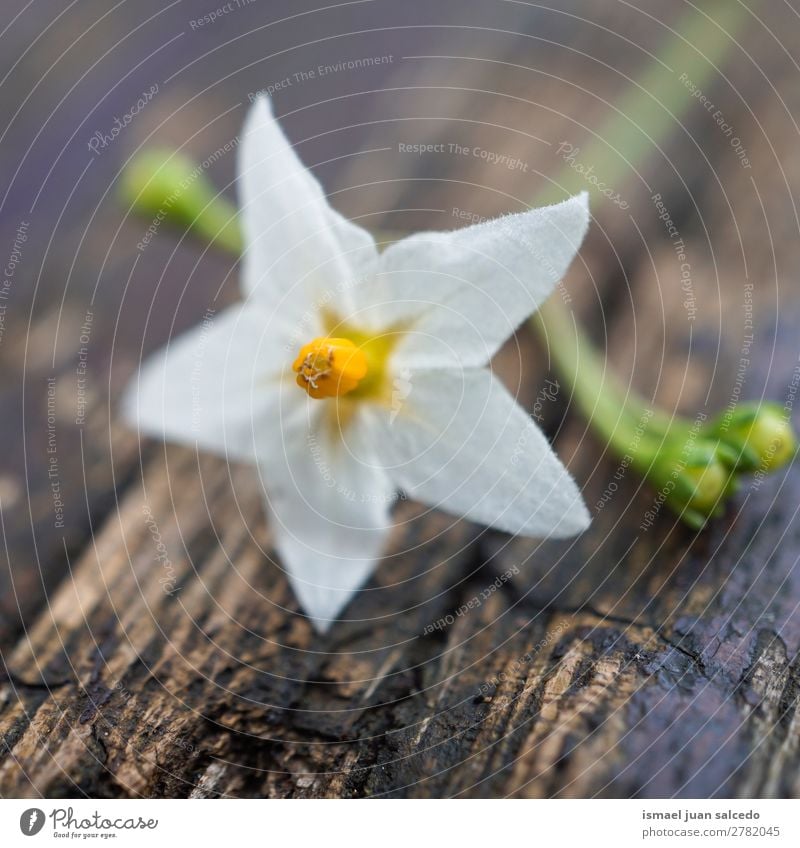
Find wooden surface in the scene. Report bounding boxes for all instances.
[1,1,800,798]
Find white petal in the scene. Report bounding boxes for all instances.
[259,392,395,631]
[366,369,589,538]
[238,96,378,337]
[122,304,280,463]
[364,194,589,369]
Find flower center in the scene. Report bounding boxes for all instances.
[293,337,368,399]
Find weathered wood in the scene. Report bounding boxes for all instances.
[2,0,800,799]
[482,31,800,797]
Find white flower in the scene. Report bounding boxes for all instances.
[123,96,591,631]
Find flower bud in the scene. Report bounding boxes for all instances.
[649,439,736,528]
[120,148,243,254]
[677,457,732,515]
[710,402,797,473]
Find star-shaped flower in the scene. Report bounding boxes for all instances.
[124,96,591,631]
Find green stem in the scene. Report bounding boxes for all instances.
[120,148,244,255]
[533,1,756,207]
[532,0,755,399]
[534,300,651,456]
[527,1,782,523]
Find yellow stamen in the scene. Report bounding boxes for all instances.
[293,337,368,399]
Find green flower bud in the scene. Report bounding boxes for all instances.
[710,402,797,473]
[120,148,243,255]
[677,457,732,514]
[647,438,736,528]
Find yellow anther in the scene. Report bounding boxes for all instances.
[293,337,368,399]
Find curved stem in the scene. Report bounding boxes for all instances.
[528,0,757,436]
